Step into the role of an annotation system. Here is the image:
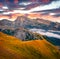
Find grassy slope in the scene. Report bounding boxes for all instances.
[0,32,60,59]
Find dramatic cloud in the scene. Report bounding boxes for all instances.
[0,0,60,23]
[30,0,60,12]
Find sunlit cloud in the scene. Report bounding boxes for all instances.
[49,13,60,16]
[19,2,32,6]
[49,13,57,15]
[2,6,8,9]
[13,10,30,14]
[2,12,10,15]
[29,1,60,12]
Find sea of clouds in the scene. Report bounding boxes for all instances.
[29,28,60,39]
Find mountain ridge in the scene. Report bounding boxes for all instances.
[0,16,60,31]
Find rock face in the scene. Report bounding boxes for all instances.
[0,27,44,41]
[0,16,60,31]
[14,28,44,40]
[0,32,60,59]
[14,28,27,40]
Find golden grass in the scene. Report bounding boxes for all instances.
[0,32,60,59]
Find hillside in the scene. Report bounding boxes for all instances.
[0,32,60,59]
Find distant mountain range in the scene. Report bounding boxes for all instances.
[0,16,60,31]
[0,32,60,59]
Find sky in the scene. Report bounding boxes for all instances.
[0,0,60,23]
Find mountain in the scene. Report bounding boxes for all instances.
[14,16,41,29]
[0,16,60,31]
[0,32,60,59]
[0,19,14,30]
[0,28,44,40]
